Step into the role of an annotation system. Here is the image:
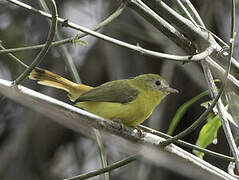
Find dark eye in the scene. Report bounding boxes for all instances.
[155,80,161,86]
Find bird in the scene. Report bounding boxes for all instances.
[29,68,178,131]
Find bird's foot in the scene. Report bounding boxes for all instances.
[131,126,144,137]
[111,118,125,131]
[111,118,144,137]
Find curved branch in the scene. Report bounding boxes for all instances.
[160,79,226,147]
[215,0,239,171]
[7,0,202,63]
[0,3,126,55]
[38,0,81,83]
[183,0,239,171]
[14,0,58,84]
[63,155,137,180]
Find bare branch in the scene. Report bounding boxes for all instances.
[0,79,237,180]
[14,0,58,84]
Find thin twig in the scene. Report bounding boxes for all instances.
[14,0,58,84]
[139,125,234,162]
[183,0,205,26]
[160,84,226,147]
[2,2,126,74]
[63,155,137,180]
[183,0,239,172]
[7,0,239,70]
[0,43,28,69]
[127,0,196,53]
[198,25,239,70]
[216,0,239,171]
[37,2,128,178]
[159,0,235,148]
[0,3,126,55]
[169,0,198,26]
[3,42,239,90]
[206,57,239,88]
[0,38,73,54]
[7,0,207,62]
[142,0,210,46]
[146,0,239,71]
[38,0,81,81]
[93,129,109,180]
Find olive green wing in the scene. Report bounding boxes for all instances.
[74,80,139,104]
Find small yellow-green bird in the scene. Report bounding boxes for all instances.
[29,68,178,129]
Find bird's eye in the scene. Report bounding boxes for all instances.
[155,80,161,86]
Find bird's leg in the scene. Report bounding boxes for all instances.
[111,118,144,137]
[111,118,125,130]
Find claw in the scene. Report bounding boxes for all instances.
[131,126,144,137]
[111,118,144,136]
[111,118,125,130]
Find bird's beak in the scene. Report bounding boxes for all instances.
[163,87,179,93]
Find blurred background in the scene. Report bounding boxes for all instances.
[0,0,238,179]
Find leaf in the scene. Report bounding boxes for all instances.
[73,39,88,47]
[167,90,209,135]
[72,31,88,47]
[200,101,212,109]
[201,101,238,128]
[193,115,221,159]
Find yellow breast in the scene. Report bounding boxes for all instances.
[75,90,164,126]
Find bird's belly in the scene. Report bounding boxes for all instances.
[75,100,155,126]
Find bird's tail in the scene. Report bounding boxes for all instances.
[29,68,92,101]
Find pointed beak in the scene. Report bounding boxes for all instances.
[163,87,179,94]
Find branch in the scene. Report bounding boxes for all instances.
[4,1,239,89]
[63,155,137,180]
[169,0,198,26]
[14,0,58,84]
[215,0,239,171]
[6,0,207,62]
[0,3,126,55]
[0,41,234,164]
[38,0,81,83]
[0,43,28,69]
[160,79,225,146]
[7,0,239,78]
[183,0,239,172]
[139,125,234,162]
[126,0,196,53]
[0,79,237,180]
[142,0,211,46]
[144,0,239,73]
[206,57,239,88]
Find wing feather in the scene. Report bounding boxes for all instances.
[74,80,139,104]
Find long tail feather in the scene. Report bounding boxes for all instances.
[29,68,92,101]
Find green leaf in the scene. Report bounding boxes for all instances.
[167,90,209,135]
[201,101,238,128]
[200,101,212,109]
[193,115,221,159]
[73,39,88,47]
[72,31,88,47]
